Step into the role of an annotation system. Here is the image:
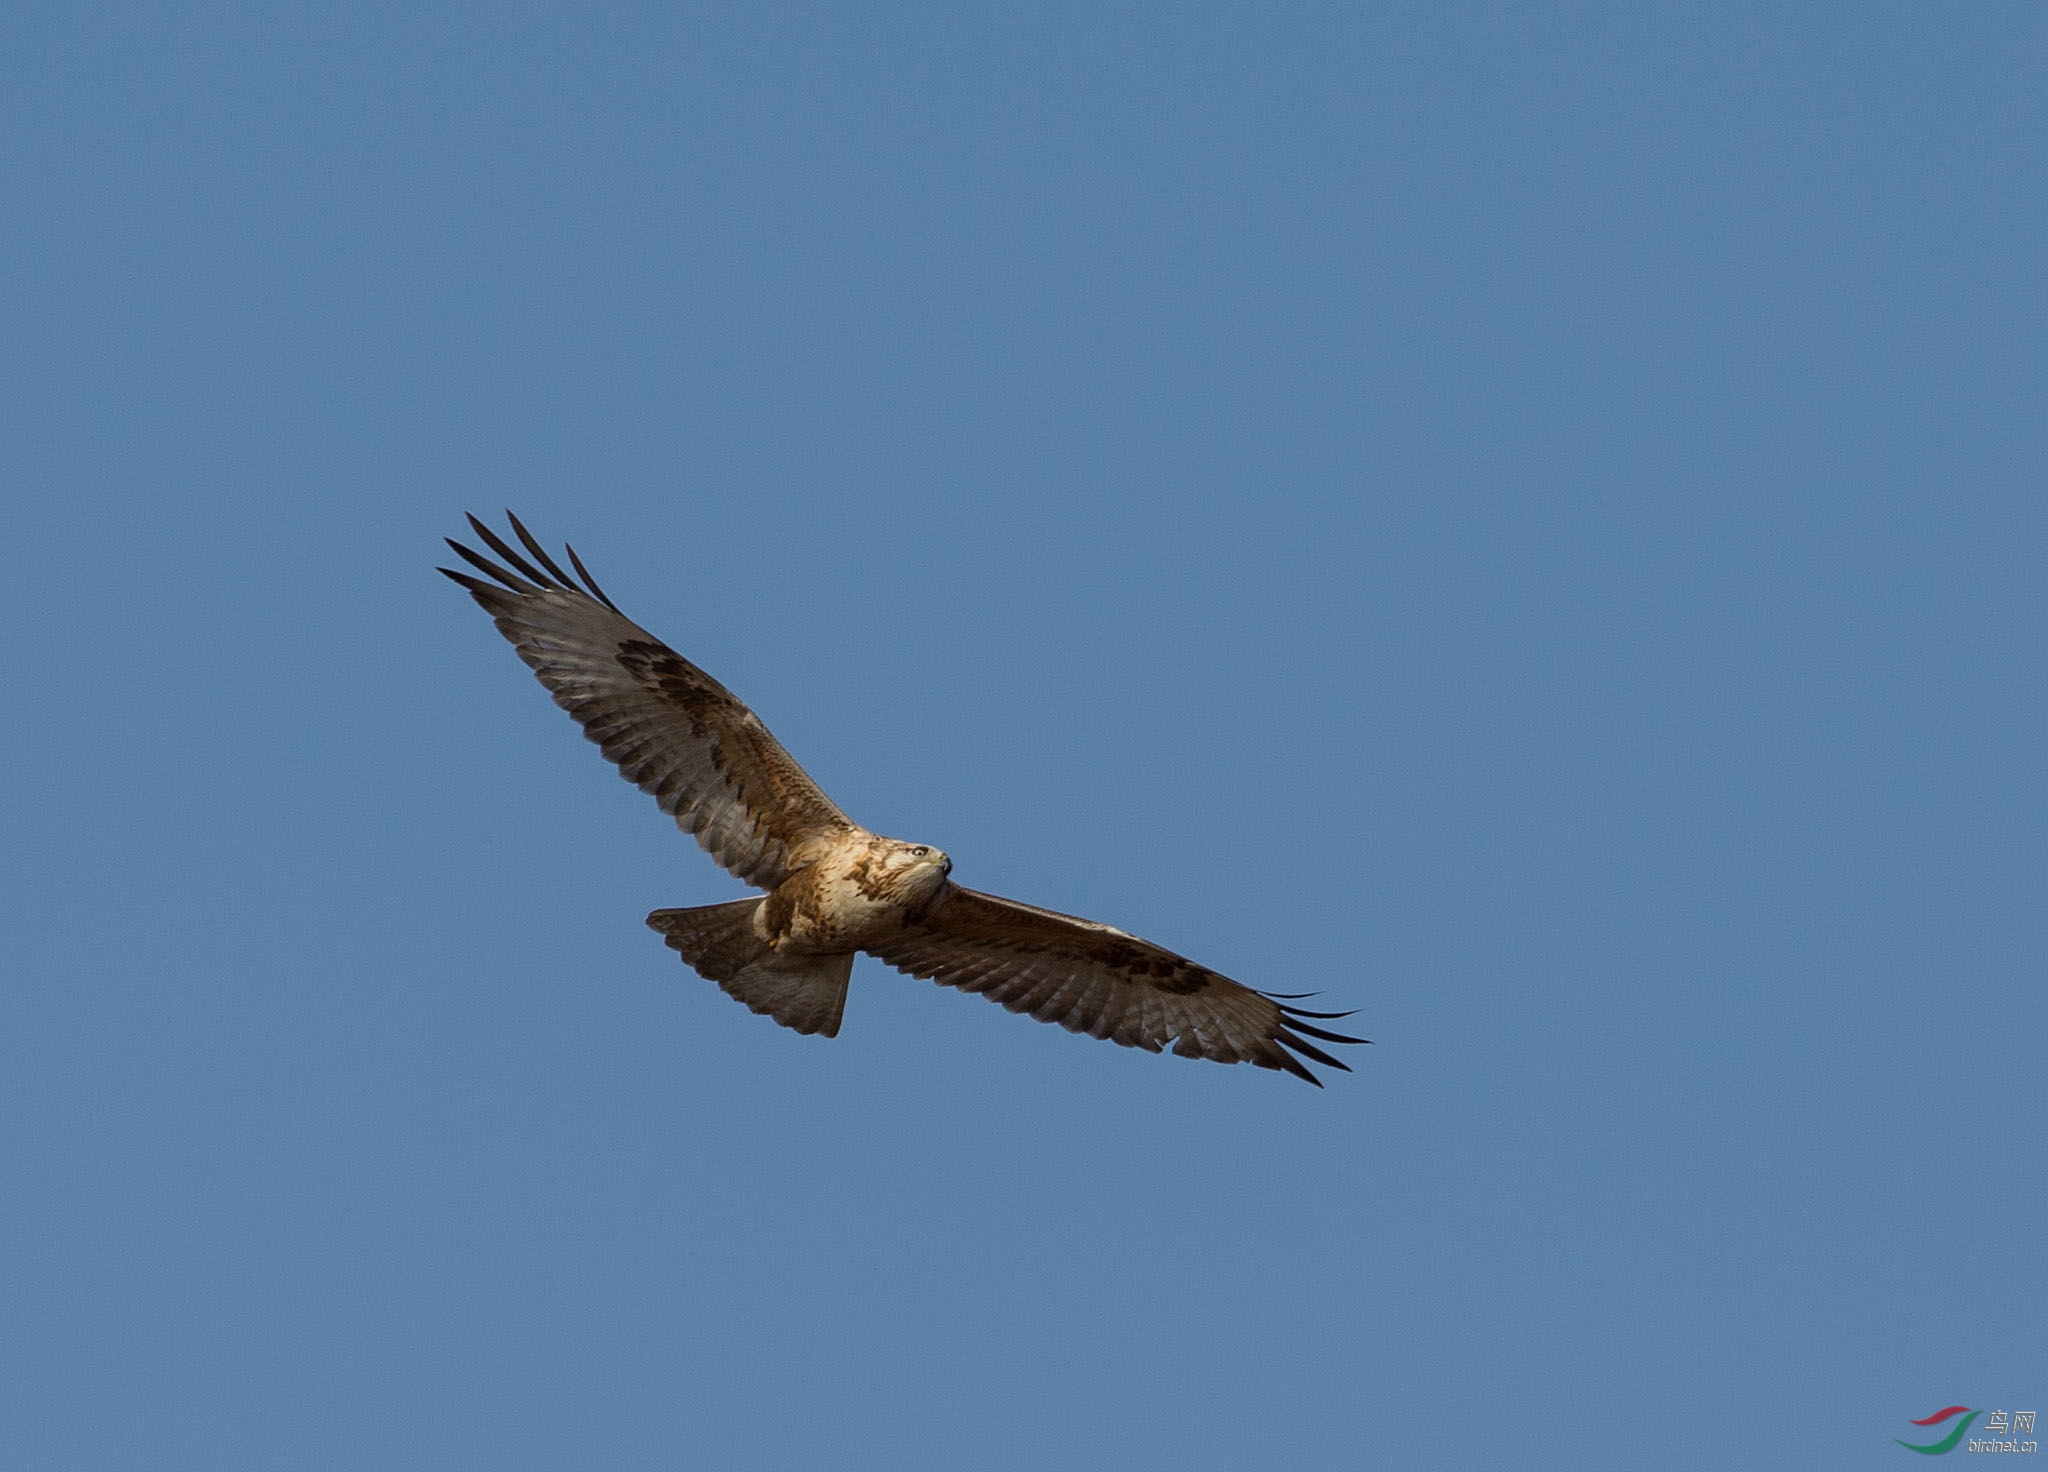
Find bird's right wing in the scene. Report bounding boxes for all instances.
[441,513,856,891]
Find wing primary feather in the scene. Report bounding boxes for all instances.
[1277,1034,1350,1075]
[465,512,560,589]
[1284,1017,1371,1045]
[1279,1058,1324,1087]
[444,537,541,594]
[506,510,582,590]
[437,565,493,595]
[564,543,620,611]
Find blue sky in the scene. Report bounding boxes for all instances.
[4,4,2042,1468]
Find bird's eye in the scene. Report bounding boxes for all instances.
[912,846,929,856]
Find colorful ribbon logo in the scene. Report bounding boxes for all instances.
[1898,1407,1978,1455]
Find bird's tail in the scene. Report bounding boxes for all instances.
[646,900,853,1038]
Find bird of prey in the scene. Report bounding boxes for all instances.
[441,513,1365,1084]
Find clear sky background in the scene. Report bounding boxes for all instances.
[4,4,2042,1468]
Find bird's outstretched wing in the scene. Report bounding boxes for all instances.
[866,886,1366,1084]
[440,512,856,890]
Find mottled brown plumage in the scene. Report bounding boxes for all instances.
[442,512,1365,1084]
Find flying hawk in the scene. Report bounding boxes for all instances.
[441,513,1365,1084]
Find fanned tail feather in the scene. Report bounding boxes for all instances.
[646,900,853,1038]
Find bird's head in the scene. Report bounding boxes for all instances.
[875,838,952,912]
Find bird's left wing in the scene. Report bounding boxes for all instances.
[866,886,1365,1084]
[440,513,856,891]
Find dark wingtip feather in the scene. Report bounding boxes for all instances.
[437,564,494,595]
[1283,1016,1371,1046]
[1279,1032,1353,1075]
[1262,990,1358,1019]
[448,513,616,612]
[1267,991,1370,1083]
[465,513,559,589]
[565,542,620,611]
[506,510,581,590]
[1270,1049,1326,1087]
[444,536,542,594]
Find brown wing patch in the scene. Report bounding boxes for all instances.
[615,641,728,731]
[865,886,1367,1085]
